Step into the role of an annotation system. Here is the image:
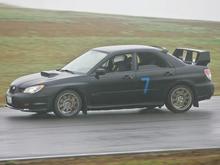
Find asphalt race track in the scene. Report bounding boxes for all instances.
[0,97,220,160]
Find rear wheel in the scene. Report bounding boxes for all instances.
[166,85,193,113]
[53,90,82,118]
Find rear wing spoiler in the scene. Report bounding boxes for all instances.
[173,48,210,66]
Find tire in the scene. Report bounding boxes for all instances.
[165,85,193,113]
[53,90,82,118]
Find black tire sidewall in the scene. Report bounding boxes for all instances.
[54,90,82,118]
[166,85,193,113]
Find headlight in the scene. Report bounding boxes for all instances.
[23,85,45,94]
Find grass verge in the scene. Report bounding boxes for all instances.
[1,149,220,165]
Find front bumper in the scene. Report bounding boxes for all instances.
[5,92,51,112]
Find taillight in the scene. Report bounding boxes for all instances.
[204,69,212,80]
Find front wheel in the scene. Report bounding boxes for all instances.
[53,90,82,118]
[166,85,193,113]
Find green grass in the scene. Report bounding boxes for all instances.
[0,4,220,104]
[1,149,220,165]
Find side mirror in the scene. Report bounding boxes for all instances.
[95,68,106,78]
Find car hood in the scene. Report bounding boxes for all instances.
[11,70,82,88]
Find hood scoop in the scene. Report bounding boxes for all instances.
[41,71,58,78]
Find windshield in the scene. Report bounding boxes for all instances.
[62,50,108,74]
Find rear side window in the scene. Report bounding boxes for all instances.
[136,52,168,70]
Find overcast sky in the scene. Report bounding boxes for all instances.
[0,0,219,21]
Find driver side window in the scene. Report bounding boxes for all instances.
[102,53,133,73]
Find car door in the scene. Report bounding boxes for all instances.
[134,51,175,104]
[88,53,138,106]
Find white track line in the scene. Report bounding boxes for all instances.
[0,147,219,162]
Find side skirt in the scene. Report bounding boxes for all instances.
[87,102,164,110]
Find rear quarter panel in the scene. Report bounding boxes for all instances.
[166,65,212,100]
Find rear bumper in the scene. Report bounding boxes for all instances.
[195,82,214,101]
[5,92,52,112]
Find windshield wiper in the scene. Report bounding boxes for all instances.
[59,69,75,74]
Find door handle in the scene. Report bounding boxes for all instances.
[164,71,174,76]
[123,75,134,80]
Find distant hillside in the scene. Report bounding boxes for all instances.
[0,3,19,8]
[0,4,220,103]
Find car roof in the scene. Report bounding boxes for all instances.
[93,45,162,54]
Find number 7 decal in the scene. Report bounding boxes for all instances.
[141,77,150,95]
